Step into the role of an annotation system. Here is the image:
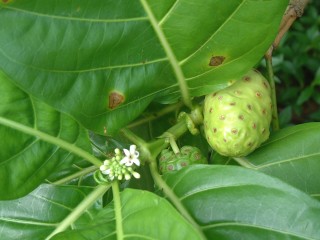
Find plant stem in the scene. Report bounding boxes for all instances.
[51,166,98,185]
[265,0,308,58]
[120,128,147,146]
[139,0,193,109]
[265,57,280,131]
[127,102,184,128]
[0,116,102,166]
[233,157,256,169]
[169,137,180,154]
[112,181,124,240]
[46,184,110,240]
[148,160,206,240]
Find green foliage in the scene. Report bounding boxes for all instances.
[262,0,320,126]
[0,0,287,135]
[1,1,320,240]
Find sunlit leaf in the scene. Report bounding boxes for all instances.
[241,123,320,198]
[52,188,203,240]
[0,0,288,134]
[165,165,320,239]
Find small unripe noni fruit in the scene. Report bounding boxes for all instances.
[203,70,272,157]
[158,146,207,174]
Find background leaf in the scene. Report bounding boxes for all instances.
[165,165,320,239]
[0,0,288,134]
[0,184,101,240]
[239,122,320,199]
[52,188,203,240]
[0,70,92,199]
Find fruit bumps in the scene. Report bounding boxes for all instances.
[159,146,207,174]
[203,70,272,157]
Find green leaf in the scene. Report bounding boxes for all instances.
[52,188,203,240]
[0,70,93,199]
[165,165,320,239]
[279,105,292,127]
[0,0,288,134]
[297,86,314,105]
[239,123,320,198]
[0,184,101,240]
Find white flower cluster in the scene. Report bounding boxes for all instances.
[99,145,140,181]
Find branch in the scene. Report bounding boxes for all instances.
[266,0,309,59]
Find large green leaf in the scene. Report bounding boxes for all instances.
[165,165,320,239]
[52,188,203,240]
[0,0,288,134]
[237,122,320,199]
[0,70,93,199]
[0,184,101,240]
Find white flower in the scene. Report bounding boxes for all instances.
[132,171,141,179]
[120,145,140,167]
[100,165,110,175]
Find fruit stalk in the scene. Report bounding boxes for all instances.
[265,57,280,130]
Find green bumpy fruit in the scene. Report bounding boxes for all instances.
[203,70,272,157]
[158,146,207,174]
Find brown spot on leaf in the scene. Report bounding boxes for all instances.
[108,91,125,109]
[209,56,225,66]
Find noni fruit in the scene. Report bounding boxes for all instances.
[203,70,272,157]
[159,146,207,174]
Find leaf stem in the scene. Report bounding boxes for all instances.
[264,57,280,131]
[51,165,98,185]
[46,184,110,240]
[127,102,184,128]
[112,181,124,240]
[139,0,193,109]
[233,157,257,169]
[148,160,206,240]
[0,116,102,166]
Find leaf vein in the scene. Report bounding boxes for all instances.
[2,6,148,23]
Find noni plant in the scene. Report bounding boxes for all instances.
[0,1,319,240]
[203,70,272,157]
[159,146,208,174]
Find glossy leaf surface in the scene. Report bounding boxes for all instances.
[242,122,320,198]
[165,165,320,239]
[52,188,203,240]
[0,184,101,240]
[0,71,92,199]
[0,0,288,134]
